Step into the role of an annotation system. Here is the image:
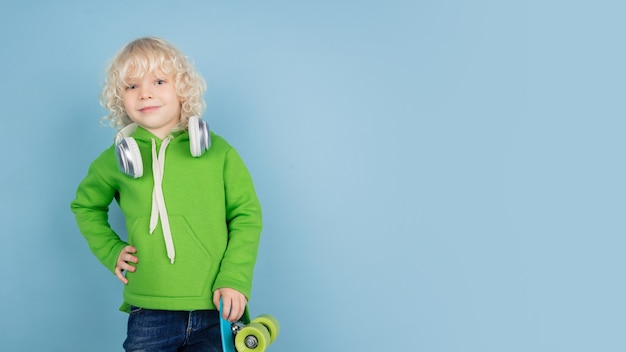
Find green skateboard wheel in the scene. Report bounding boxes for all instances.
[235,322,270,351]
[251,314,280,344]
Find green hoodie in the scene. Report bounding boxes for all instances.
[71,127,262,312]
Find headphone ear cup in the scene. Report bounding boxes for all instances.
[115,137,143,178]
[188,116,211,157]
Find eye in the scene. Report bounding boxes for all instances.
[156,79,166,85]
[126,84,138,90]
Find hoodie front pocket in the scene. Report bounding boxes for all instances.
[125,215,217,299]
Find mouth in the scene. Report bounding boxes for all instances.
[139,105,160,113]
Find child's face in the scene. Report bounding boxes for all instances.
[122,71,182,139]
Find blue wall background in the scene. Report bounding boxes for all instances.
[1,1,625,351]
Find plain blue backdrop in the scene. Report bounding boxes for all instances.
[1,1,625,351]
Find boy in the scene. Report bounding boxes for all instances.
[71,37,262,351]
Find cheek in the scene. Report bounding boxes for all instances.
[121,91,134,106]
[121,98,136,117]
[122,99,131,111]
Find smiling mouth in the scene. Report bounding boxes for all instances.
[139,106,160,113]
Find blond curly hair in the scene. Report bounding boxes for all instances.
[99,37,207,130]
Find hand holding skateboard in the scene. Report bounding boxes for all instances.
[220,299,280,352]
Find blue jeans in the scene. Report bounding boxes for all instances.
[123,306,222,352]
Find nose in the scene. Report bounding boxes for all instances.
[139,87,153,100]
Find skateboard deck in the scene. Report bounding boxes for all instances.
[220,300,280,352]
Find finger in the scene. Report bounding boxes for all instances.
[229,297,240,321]
[120,251,139,264]
[121,245,137,254]
[232,296,248,322]
[123,261,137,272]
[117,258,135,272]
[115,267,128,284]
[222,296,232,320]
[124,254,139,264]
[229,304,241,322]
[225,295,244,322]
[213,290,222,309]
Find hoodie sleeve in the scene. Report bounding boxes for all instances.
[70,150,128,273]
[213,147,263,299]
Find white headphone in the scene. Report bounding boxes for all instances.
[114,116,211,178]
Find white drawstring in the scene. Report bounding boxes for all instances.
[149,138,176,264]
